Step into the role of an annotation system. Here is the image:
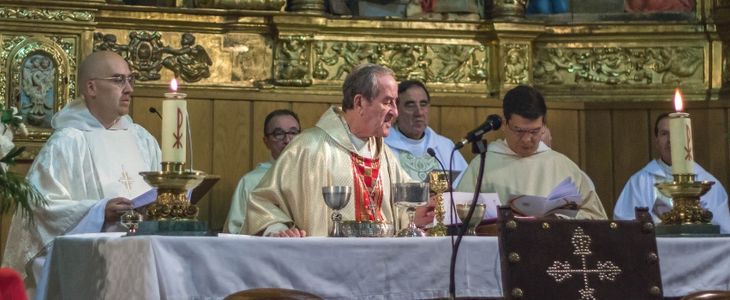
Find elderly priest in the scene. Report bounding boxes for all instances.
[245,64,422,237]
[456,85,607,219]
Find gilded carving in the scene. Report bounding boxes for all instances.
[1,34,76,159]
[162,33,213,83]
[128,32,164,81]
[274,37,311,86]
[533,46,703,86]
[312,41,488,84]
[504,44,529,84]
[193,0,287,10]
[93,32,213,83]
[0,7,93,22]
[225,35,272,84]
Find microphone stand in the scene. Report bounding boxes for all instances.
[449,139,488,300]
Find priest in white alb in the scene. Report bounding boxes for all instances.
[2,51,161,290]
[456,85,607,219]
[245,64,427,237]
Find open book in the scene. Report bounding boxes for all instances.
[507,177,582,218]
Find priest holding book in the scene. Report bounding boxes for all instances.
[456,85,607,219]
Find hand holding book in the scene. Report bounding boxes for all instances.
[508,177,582,218]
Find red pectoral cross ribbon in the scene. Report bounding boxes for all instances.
[350,153,383,222]
[173,108,183,149]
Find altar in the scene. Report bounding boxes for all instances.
[44,233,730,299]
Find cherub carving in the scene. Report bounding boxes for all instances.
[162,33,212,82]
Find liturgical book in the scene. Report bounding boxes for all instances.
[507,177,581,218]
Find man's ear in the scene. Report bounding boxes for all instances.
[86,80,97,98]
[353,94,364,113]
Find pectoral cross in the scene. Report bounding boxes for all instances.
[118,166,134,194]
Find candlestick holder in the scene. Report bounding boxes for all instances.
[654,174,719,235]
[429,171,448,236]
[133,162,211,236]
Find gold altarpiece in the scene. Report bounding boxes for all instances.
[2,0,730,246]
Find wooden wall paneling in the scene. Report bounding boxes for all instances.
[704,108,729,189]
[648,109,665,161]
[475,107,504,144]
[291,102,330,130]
[583,110,615,217]
[688,109,710,168]
[211,100,252,232]
[547,109,580,165]
[611,109,651,214]
[130,96,163,142]
[440,106,477,162]
[252,101,290,165]
[187,99,214,226]
[427,104,441,133]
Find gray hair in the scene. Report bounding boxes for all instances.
[341,64,395,110]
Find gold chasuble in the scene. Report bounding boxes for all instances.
[245,106,412,236]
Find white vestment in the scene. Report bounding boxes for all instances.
[384,126,468,186]
[456,139,607,219]
[614,159,730,233]
[224,160,272,234]
[1,99,161,287]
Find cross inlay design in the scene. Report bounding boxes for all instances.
[546,227,622,300]
[118,166,134,194]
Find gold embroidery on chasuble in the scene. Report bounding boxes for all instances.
[350,152,383,221]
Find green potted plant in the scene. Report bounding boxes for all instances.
[0,104,45,221]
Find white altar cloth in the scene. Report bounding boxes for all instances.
[44,233,730,299]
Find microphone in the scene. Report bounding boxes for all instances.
[148,107,162,119]
[427,148,448,175]
[455,114,502,149]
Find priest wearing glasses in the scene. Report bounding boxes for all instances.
[456,85,607,219]
[3,51,161,291]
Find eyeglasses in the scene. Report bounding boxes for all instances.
[91,74,135,87]
[266,129,300,141]
[508,124,543,138]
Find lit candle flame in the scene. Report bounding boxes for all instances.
[170,78,178,92]
[673,88,684,112]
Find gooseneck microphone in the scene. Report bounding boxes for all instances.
[148,107,162,119]
[454,114,502,149]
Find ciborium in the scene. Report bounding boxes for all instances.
[428,171,449,236]
[655,174,718,235]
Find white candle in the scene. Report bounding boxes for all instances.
[668,88,694,174]
[161,79,187,163]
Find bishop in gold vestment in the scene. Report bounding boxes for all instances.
[245,64,414,236]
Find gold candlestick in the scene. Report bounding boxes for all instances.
[429,171,449,236]
[654,174,718,235]
[140,162,206,220]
